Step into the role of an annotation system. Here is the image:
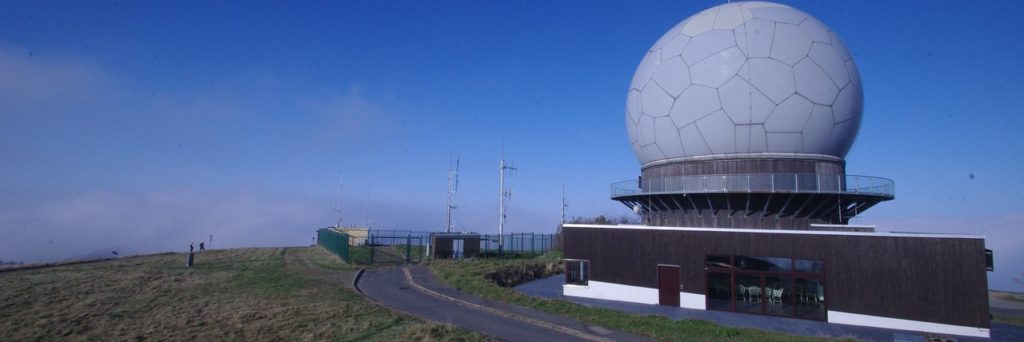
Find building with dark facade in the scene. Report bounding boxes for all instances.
[563,224,990,337]
[562,2,991,338]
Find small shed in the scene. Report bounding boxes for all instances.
[430,233,481,259]
[336,227,369,246]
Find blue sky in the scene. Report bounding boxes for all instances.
[1,0,1022,289]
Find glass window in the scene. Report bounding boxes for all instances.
[706,255,732,269]
[565,259,589,286]
[736,256,792,272]
[764,276,793,317]
[795,259,825,273]
[735,274,762,314]
[794,278,826,320]
[706,272,732,311]
[705,254,827,321]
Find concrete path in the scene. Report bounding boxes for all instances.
[516,275,1024,342]
[357,266,650,342]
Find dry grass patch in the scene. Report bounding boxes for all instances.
[0,247,483,341]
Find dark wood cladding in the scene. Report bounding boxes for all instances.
[563,226,990,328]
[643,206,827,229]
[430,235,480,259]
[642,158,845,178]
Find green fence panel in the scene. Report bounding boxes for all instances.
[317,228,350,263]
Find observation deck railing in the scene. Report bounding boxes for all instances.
[611,173,894,198]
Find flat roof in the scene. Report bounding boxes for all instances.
[561,224,985,240]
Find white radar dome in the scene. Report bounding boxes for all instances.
[626,1,863,166]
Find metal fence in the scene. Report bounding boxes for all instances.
[369,230,430,239]
[317,228,428,265]
[350,234,427,264]
[317,228,351,263]
[319,228,556,263]
[477,233,554,256]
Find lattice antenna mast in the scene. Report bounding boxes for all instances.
[561,184,569,224]
[363,181,372,228]
[334,174,344,229]
[445,155,460,233]
[498,147,516,254]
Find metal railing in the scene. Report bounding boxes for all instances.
[611,173,894,198]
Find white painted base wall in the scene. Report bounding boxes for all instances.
[680,292,705,310]
[828,311,990,338]
[563,281,990,338]
[563,280,706,310]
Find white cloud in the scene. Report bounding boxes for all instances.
[0,184,475,264]
[297,86,405,146]
[0,45,121,112]
[0,188,333,263]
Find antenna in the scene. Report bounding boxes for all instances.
[363,181,371,228]
[446,155,460,233]
[334,174,344,229]
[561,184,568,225]
[498,146,517,255]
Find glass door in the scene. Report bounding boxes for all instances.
[706,272,732,311]
[794,278,826,320]
[735,274,762,314]
[763,275,793,316]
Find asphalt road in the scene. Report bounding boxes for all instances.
[358,267,637,342]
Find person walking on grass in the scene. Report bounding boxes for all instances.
[190,242,194,253]
[199,242,205,251]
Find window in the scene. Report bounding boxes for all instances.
[706,254,826,321]
[736,255,792,272]
[986,249,994,272]
[565,259,589,286]
[706,255,732,269]
[795,259,825,273]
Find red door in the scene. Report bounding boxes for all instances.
[658,265,680,306]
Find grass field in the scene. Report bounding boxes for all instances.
[994,314,1024,327]
[995,291,1024,303]
[429,252,836,342]
[0,247,483,341]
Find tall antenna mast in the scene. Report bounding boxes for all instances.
[334,174,344,229]
[561,184,568,224]
[446,155,460,233]
[363,181,371,228]
[498,146,516,255]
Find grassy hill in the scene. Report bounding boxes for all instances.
[0,247,481,341]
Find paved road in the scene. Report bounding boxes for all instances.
[358,267,648,342]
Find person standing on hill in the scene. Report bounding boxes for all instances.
[199,242,205,251]
[187,242,195,267]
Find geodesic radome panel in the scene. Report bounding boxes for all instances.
[626,1,863,165]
